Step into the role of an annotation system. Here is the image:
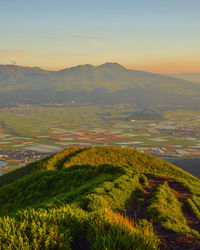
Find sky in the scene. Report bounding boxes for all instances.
[0,0,200,73]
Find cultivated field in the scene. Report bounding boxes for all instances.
[0,105,200,174]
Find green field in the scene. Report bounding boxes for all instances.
[0,106,200,174]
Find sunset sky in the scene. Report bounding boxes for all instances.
[0,0,200,73]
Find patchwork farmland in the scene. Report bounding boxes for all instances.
[0,106,200,174]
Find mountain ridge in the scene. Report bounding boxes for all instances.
[0,63,200,109]
[0,62,197,79]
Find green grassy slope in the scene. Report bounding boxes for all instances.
[0,146,200,249]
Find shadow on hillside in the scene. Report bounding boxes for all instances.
[0,147,87,188]
[0,164,125,216]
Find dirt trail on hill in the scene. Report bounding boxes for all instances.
[126,174,200,250]
[168,180,200,235]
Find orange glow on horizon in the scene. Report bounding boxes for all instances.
[42,61,200,74]
[126,61,200,74]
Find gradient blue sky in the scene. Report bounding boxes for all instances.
[0,0,200,73]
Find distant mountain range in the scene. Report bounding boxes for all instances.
[0,63,200,109]
[170,73,200,83]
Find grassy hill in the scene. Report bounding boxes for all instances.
[1,146,200,249]
[0,63,200,110]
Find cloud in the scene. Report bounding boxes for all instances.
[67,35,105,40]
[56,34,106,41]
[39,51,91,57]
[0,49,91,62]
[90,41,104,46]
[0,49,31,58]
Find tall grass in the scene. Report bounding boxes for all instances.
[146,182,199,238]
[0,146,200,248]
[88,209,160,250]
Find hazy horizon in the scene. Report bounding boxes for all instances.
[1,62,200,75]
[0,0,200,74]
